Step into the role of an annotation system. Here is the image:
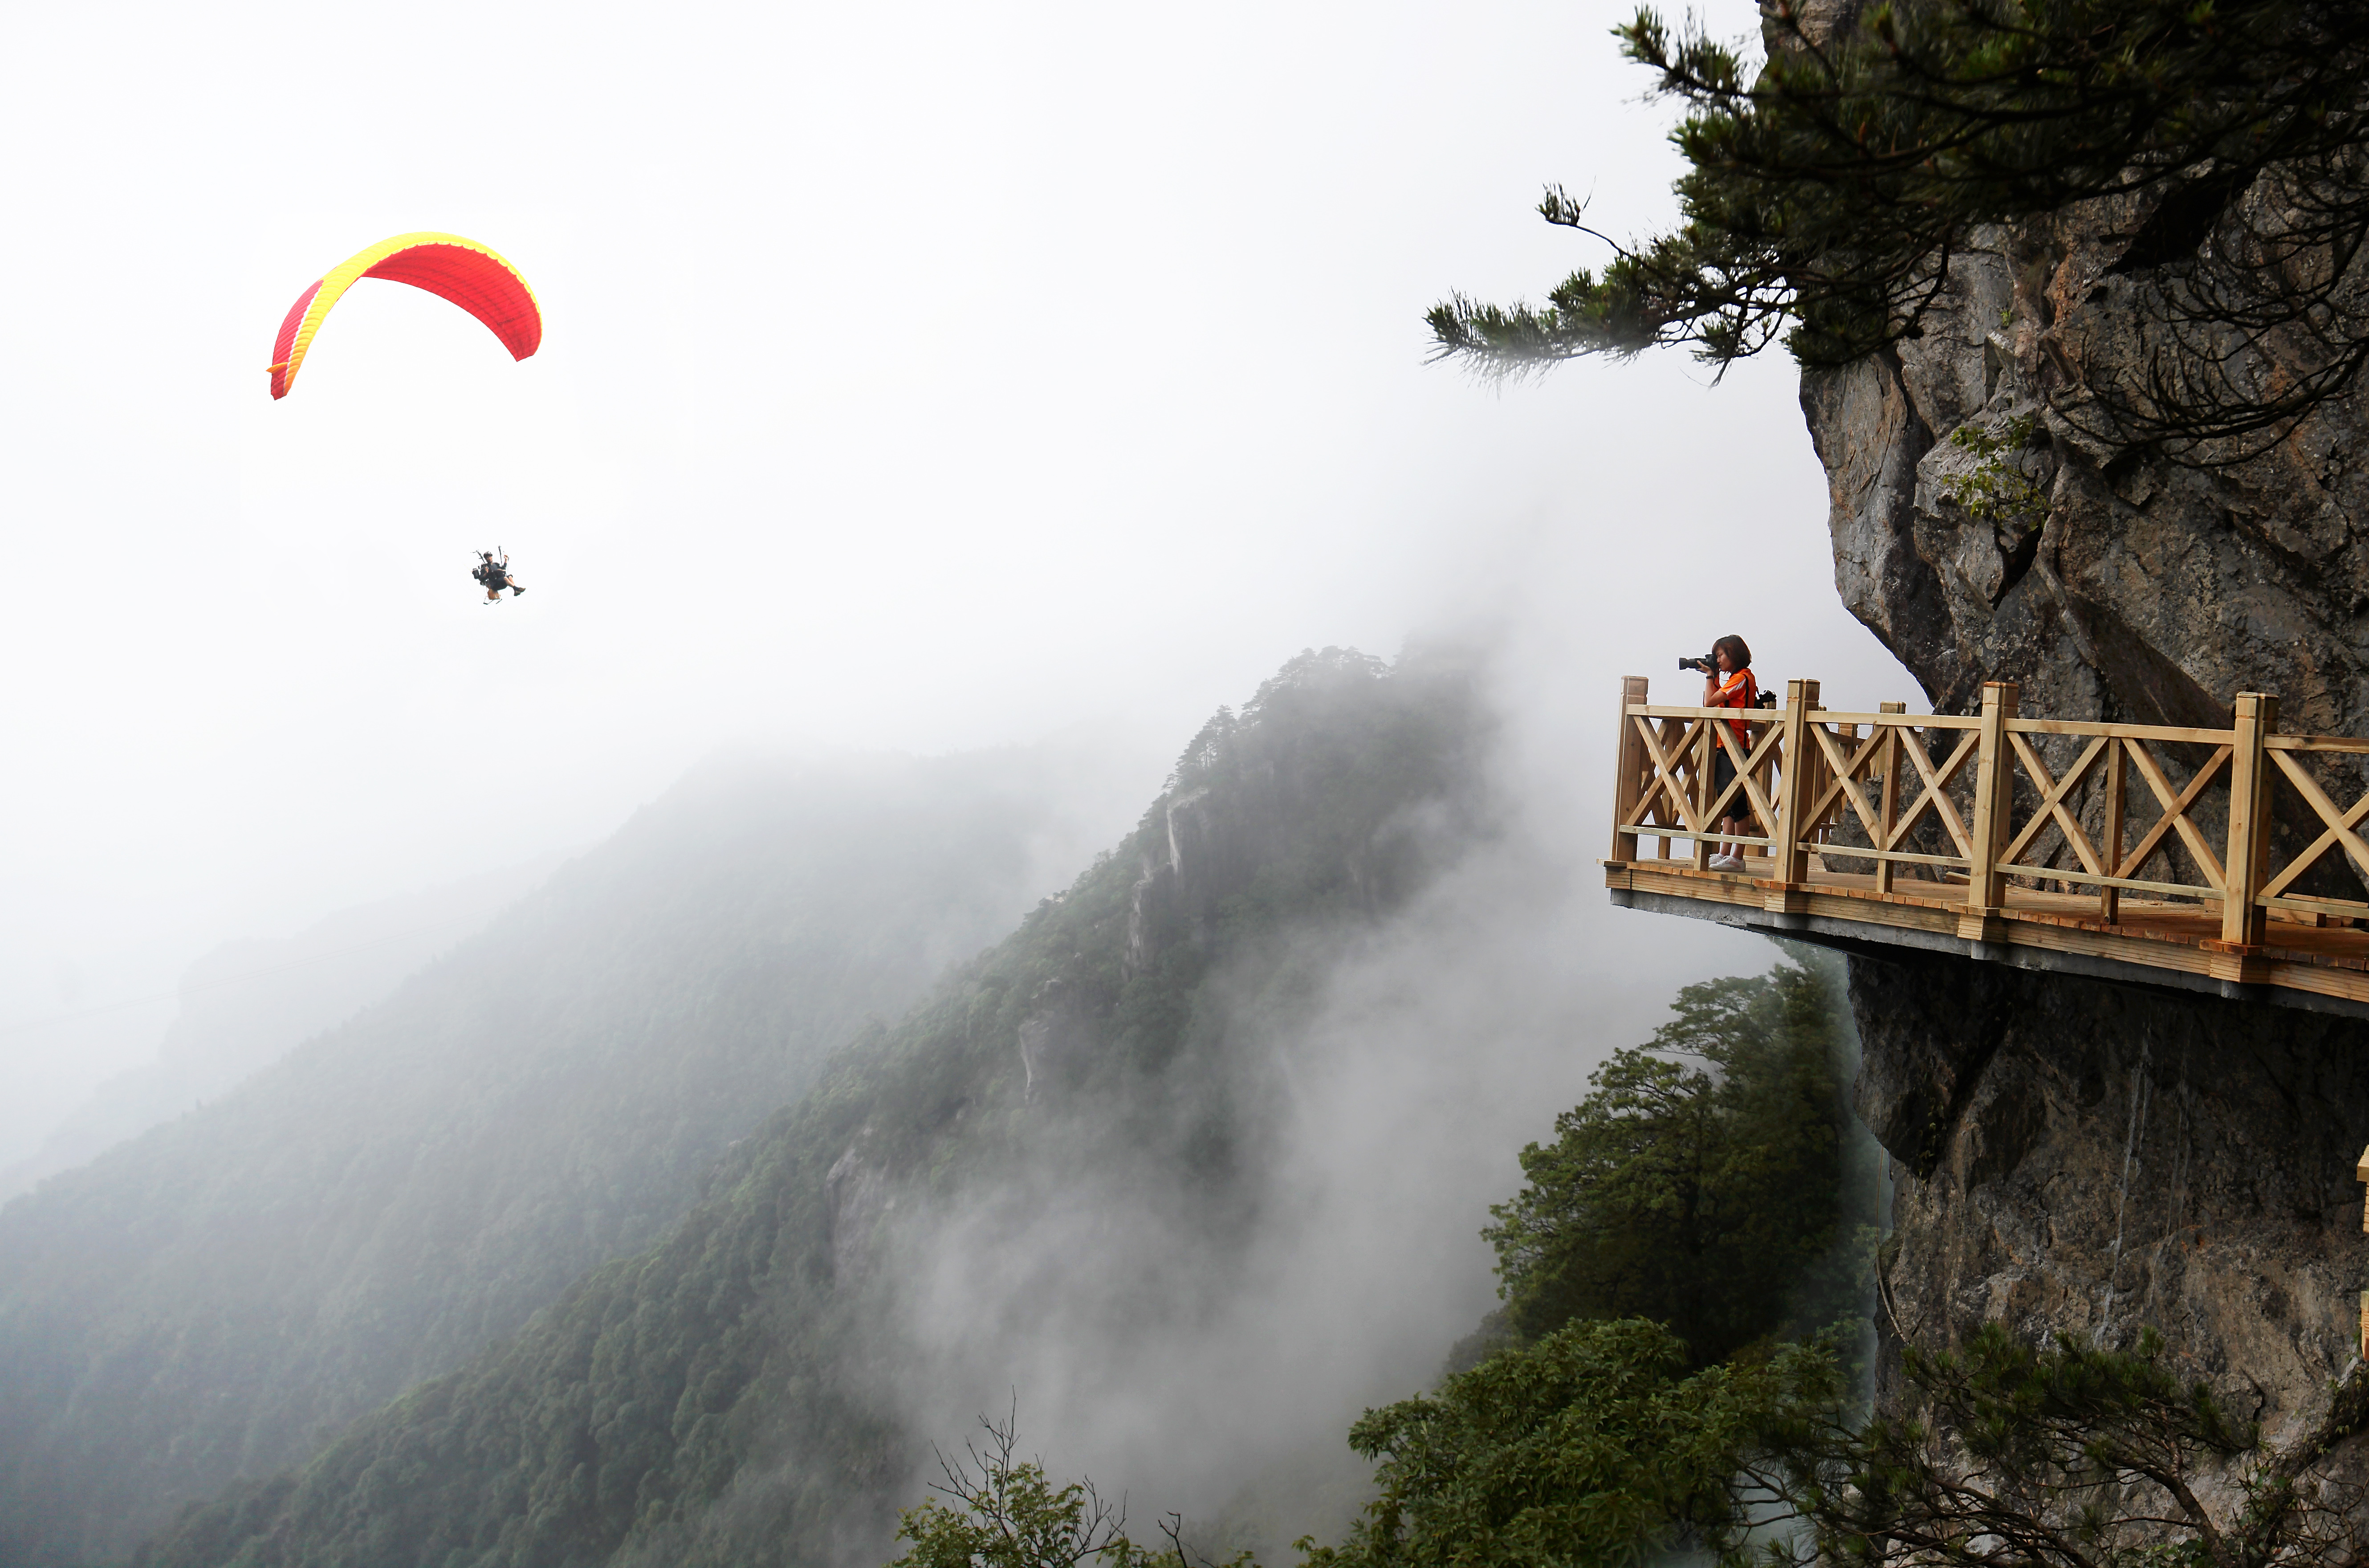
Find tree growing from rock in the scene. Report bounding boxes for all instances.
[1484,955,1876,1366]
[1428,0,2369,457]
[1757,1324,2369,1568]
[1299,1320,2369,1568]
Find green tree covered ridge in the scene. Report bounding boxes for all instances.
[134,647,1495,1568]
[0,745,1127,1568]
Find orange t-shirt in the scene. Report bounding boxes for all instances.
[1708,668,1758,748]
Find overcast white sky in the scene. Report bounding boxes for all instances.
[0,0,1916,1158]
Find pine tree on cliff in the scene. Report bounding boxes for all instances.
[1427,0,2369,459]
[1482,954,1876,1367]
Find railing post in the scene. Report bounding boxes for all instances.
[1874,701,1906,894]
[1774,679,1821,886]
[2222,691,2278,946]
[1690,714,1715,871]
[1967,681,2019,910]
[2099,738,2125,926]
[1811,692,1831,863]
[1610,676,1649,863]
[1651,718,1684,859]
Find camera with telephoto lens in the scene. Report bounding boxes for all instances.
[1677,654,1719,674]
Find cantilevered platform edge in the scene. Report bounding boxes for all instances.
[1604,862,2369,1022]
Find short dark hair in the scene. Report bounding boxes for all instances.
[1713,634,1752,669]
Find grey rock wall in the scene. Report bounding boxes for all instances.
[1848,951,2369,1437]
[1801,206,2369,733]
[1785,57,2369,1451]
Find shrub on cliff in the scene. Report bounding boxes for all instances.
[1484,953,1877,1365]
[1306,1291,2369,1568]
[1300,1320,1844,1568]
[1298,1320,2369,1568]
[1761,1324,2369,1568]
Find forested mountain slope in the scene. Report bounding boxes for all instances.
[0,741,1145,1568]
[137,647,1493,1568]
[0,855,563,1200]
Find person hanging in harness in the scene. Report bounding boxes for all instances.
[1696,635,1757,872]
[472,550,525,603]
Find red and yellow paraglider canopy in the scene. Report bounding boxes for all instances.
[267,232,541,399]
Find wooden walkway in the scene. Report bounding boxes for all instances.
[1603,676,2369,1015]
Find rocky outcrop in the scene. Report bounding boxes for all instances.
[1785,0,2369,1466]
[1802,207,2369,732]
[825,1127,898,1287]
[1815,242,2369,1447]
[1850,951,2369,1437]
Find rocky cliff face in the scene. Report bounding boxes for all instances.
[1797,37,2369,734]
[1782,0,2369,1452]
[1849,950,2369,1437]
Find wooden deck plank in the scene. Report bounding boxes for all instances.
[1601,856,2369,1012]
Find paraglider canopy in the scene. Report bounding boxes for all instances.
[267,232,541,400]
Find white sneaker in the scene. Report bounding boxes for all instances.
[1710,854,1744,872]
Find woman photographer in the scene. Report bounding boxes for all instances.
[1699,635,1757,872]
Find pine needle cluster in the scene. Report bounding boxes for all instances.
[1430,0,2369,455]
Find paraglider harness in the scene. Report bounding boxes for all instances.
[472,550,524,601]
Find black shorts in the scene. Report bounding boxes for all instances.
[1711,748,1737,802]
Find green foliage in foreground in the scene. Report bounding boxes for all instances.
[1485,956,1877,1365]
[1298,954,1872,1568]
[888,1415,1154,1568]
[887,1410,1265,1568]
[1781,1324,2369,1568]
[1303,1316,2369,1568]
[1302,1320,1841,1568]
[1314,1314,2369,1568]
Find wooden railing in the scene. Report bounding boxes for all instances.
[1611,676,2369,946]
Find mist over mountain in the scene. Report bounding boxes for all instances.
[0,733,1156,1568]
[0,857,566,1201]
[133,645,1630,1568]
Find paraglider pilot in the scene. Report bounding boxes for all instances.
[472,550,525,602]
